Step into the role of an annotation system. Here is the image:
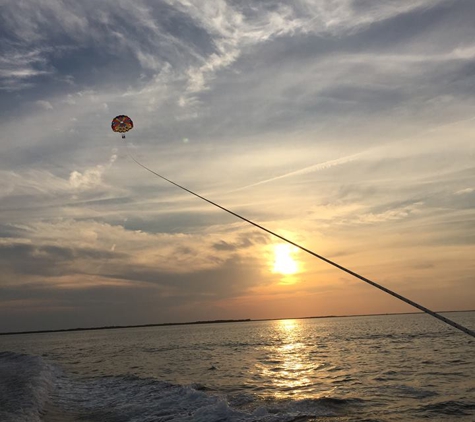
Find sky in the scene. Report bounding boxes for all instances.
[0,0,474,333]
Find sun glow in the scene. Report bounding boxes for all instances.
[272,244,299,275]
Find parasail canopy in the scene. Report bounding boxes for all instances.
[111,115,133,135]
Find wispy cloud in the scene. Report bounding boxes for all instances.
[455,187,474,195]
[36,100,54,110]
[234,153,362,191]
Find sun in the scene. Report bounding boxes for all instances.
[272,244,299,275]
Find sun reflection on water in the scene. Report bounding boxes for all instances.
[254,319,318,399]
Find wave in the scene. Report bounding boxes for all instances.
[0,351,359,422]
[418,400,475,417]
[0,351,55,422]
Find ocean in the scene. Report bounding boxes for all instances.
[0,312,473,422]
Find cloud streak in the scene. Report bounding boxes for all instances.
[234,153,362,191]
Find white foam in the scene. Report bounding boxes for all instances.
[0,352,55,422]
[0,351,339,421]
[49,372,337,421]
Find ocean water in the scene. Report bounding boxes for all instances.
[0,312,474,422]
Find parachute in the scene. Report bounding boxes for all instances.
[111,115,133,138]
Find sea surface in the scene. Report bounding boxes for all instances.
[0,312,474,422]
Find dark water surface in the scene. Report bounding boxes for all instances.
[1,312,474,421]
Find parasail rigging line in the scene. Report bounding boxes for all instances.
[127,151,475,339]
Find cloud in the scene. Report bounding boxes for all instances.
[1,0,474,331]
[455,187,474,195]
[212,235,254,251]
[69,168,103,190]
[36,100,53,110]
[235,153,362,191]
[69,154,117,190]
[0,241,123,279]
[349,202,425,225]
[1,0,446,105]
[0,47,54,91]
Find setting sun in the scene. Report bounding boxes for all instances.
[272,244,299,275]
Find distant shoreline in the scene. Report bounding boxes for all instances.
[1,310,473,337]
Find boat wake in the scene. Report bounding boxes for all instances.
[0,351,357,422]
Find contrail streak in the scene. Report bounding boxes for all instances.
[233,153,362,192]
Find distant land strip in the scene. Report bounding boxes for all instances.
[0,310,472,336]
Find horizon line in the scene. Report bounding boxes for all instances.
[1,309,473,337]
